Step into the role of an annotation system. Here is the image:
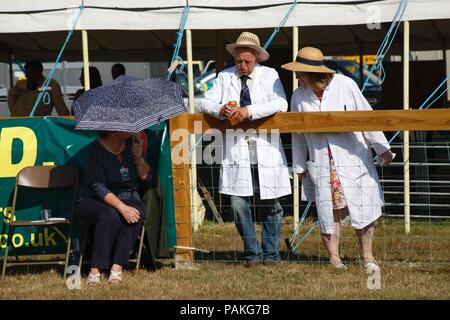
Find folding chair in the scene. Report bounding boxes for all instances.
[78,223,146,275]
[129,225,146,273]
[1,165,79,280]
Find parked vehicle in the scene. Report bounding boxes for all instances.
[203,60,216,74]
[194,70,216,94]
[0,85,7,101]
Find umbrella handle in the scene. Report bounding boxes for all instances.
[133,133,141,145]
[155,117,162,137]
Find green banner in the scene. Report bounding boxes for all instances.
[0,117,176,255]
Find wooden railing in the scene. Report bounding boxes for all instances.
[177,109,450,134]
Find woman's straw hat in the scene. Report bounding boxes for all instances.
[226,32,270,63]
[281,47,335,73]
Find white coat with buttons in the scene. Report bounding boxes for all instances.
[291,74,390,233]
[197,65,291,200]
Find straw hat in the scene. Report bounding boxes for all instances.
[226,32,270,62]
[281,47,335,73]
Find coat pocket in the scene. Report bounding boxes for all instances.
[306,160,319,184]
[335,159,370,181]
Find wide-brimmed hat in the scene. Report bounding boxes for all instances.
[225,32,270,63]
[281,47,335,73]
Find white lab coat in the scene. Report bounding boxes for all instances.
[198,65,291,200]
[291,74,390,233]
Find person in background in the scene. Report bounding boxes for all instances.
[7,59,70,116]
[73,66,103,103]
[282,47,395,272]
[198,32,291,264]
[111,63,126,80]
[75,131,152,284]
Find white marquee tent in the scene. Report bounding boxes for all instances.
[0,0,449,31]
[0,0,449,61]
[1,0,449,238]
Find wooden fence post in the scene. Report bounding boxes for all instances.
[169,116,193,268]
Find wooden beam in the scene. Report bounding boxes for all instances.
[174,109,450,134]
[169,116,193,266]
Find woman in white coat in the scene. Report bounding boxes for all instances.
[282,47,395,271]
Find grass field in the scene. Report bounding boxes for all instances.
[0,217,449,300]
[193,217,450,264]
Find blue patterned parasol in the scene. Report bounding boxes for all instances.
[72,77,187,133]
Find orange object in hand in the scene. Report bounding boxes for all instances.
[227,101,240,125]
[227,101,239,108]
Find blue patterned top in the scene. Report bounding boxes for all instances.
[78,138,150,202]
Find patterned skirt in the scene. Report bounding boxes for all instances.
[328,147,348,210]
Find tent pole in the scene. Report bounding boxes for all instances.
[62,60,68,106]
[186,30,195,117]
[359,42,364,87]
[82,30,90,91]
[403,20,410,234]
[292,26,300,231]
[215,30,225,75]
[444,39,449,104]
[292,27,299,91]
[8,51,14,88]
[186,29,198,239]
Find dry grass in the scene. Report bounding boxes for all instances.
[0,261,449,300]
[0,217,449,300]
[193,216,450,264]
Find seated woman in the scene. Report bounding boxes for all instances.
[75,130,151,284]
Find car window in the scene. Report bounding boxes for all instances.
[338,60,381,85]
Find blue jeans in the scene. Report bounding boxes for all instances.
[231,195,283,262]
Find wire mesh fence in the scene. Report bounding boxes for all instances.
[187,132,450,265]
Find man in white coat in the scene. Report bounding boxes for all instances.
[198,32,291,262]
[282,47,395,271]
